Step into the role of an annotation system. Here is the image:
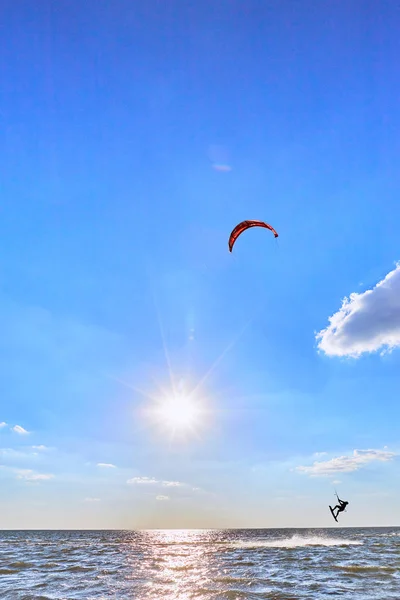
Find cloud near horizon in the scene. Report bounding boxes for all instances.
[316,263,400,357]
[161,480,182,487]
[127,476,157,484]
[15,469,54,481]
[0,447,38,461]
[97,463,116,468]
[127,476,184,487]
[297,449,396,476]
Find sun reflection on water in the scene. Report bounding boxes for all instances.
[126,529,218,598]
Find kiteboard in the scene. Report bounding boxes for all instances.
[329,506,338,522]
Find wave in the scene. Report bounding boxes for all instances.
[231,535,363,549]
[334,564,397,574]
[61,565,93,572]
[9,561,34,569]
[0,568,16,575]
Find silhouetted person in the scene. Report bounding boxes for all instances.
[330,496,349,521]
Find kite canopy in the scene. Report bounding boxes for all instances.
[228,220,278,252]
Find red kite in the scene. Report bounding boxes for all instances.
[228,220,278,252]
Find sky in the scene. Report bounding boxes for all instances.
[1,0,400,529]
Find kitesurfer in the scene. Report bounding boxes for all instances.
[330,493,349,521]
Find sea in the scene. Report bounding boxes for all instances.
[0,528,399,599]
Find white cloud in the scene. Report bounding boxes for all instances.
[28,473,54,481]
[127,476,157,485]
[162,480,183,487]
[297,449,396,476]
[126,477,185,487]
[15,469,54,481]
[0,448,34,460]
[96,463,116,468]
[156,495,169,501]
[12,425,29,435]
[127,476,184,487]
[0,422,7,428]
[316,263,400,357]
[84,497,100,502]
[0,446,50,462]
[332,480,342,485]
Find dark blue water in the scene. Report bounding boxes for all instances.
[1,528,399,599]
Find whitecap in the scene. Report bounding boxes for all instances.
[231,535,363,549]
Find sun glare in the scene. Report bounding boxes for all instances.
[148,392,206,438]
[157,396,200,429]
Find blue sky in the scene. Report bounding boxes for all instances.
[1,0,400,528]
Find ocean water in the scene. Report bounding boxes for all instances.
[0,528,399,599]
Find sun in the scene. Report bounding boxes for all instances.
[154,395,201,430]
[147,390,207,438]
